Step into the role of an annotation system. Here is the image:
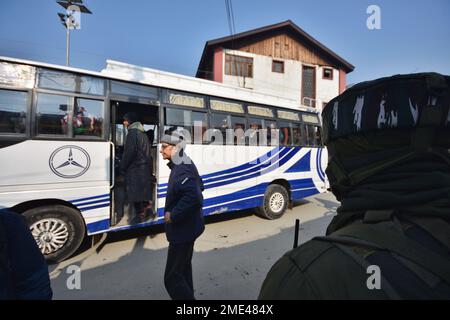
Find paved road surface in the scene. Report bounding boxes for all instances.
[49,191,339,299]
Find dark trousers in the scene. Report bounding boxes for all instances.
[164,241,195,300]
[133,201,148,214]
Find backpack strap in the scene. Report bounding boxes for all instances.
[314,237,402,299]
[331,222,450,285]
[289,239,336,273]
[403,216,450,251]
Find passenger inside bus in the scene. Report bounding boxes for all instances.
[280,126,291,146]
[112,100,158,226]
[73,106,96,135]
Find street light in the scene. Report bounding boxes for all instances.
[56,0,92,66]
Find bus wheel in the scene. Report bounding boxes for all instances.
[256,184,289,220]
[23,205,86,263]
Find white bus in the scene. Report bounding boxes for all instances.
[0,56,328,262]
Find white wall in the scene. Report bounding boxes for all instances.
[316,66,340,108]
[221,49,339,111]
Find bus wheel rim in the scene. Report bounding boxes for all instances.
[269,192,284,213]
[30,218,69,255]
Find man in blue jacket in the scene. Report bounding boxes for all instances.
[160,134,205,300]
[0,209,53,300]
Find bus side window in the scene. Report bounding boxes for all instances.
[210,113,228,145]
[292,124,303,146]
[305,125,319,146]
[73,98,104,138]
[164,107,192,143]
[316,126,322,146]
[0,89,27,135]
[248,118,263,146]
[279,121,292,146]
[35,93,71,136]
[231,116,246,145]
[264,120,278,146]
[191,111,208,144]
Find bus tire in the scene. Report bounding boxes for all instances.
[256,184,289,220]
[23,205,86,263]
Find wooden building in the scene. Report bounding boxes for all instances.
[196,20,354,110]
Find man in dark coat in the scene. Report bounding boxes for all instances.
[160,134,205,300]
[0,209,53,300]
[120,112,154,223]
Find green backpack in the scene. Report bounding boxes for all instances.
[259,212,450,299]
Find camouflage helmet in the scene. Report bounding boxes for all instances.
[321,72,450,199]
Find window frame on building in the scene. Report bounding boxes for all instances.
[224,54,253,78]
[272,60,284,73]
[322,67,334,80]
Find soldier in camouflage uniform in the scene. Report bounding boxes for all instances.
[259,73,450,299]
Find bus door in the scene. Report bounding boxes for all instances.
[110,100,159,227]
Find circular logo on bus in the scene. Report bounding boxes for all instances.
[49,145,91,179]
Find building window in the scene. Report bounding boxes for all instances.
[322,68,333,80]
[272,60,284,73]
[225,54,253,78]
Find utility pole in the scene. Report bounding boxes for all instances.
[56,1,92,67]
[66,25,70,67]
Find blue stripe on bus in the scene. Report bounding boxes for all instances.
[86,218,110,234]
[292,187,319,200]
[316,148,325,182]
[202,183,268,208]
[195,147,298,190]
[203,196,264,215]
[203,178,316,214]
[202,178,315,209]
[290,178,315,190]
[157,147,281,190]
[284,150,311,173]
[202,147,291,185]
[122,178,318,232]
[71,193,110,204]
[157,147,299,198]
[79,202,110,212]
[202,146,283,180]
[73,198,111,208]
[319,149,326,181]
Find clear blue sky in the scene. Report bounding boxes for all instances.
[0,0,449,85]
